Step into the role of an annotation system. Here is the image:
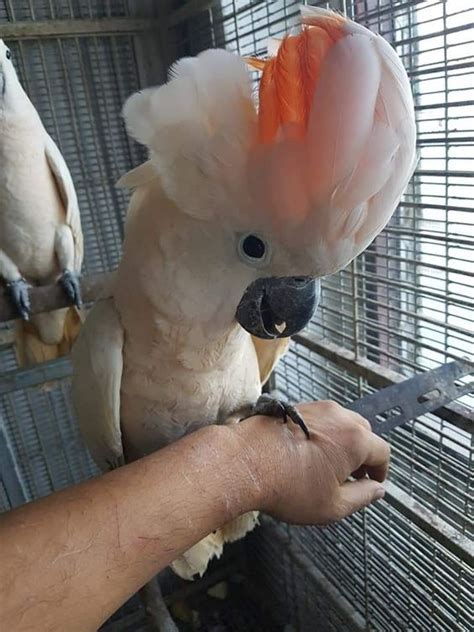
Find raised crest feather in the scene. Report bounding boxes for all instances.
[121,49,256,220]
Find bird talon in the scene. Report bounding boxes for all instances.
[6,278,31,320]
[59,269,83,308]
[247,394,310,439]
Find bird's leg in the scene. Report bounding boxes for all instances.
[54,226,83,308]
[139,576,179,632]
[58,269,82,308]
[242,393,310,439]
[0,248,31,320]
[6,278,31,320]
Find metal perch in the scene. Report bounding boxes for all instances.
[0,272,115,323]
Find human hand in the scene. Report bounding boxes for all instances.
[234,400,390,525]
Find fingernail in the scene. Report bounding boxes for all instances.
[374,486,385,500]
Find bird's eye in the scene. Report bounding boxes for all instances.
[243,235,265,258]
[238,233,271,267]
[6,49,11,60]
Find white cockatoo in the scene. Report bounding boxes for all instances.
[72,6,416,628]
[0,39,83,365]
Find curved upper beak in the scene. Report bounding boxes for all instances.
[236,276,320,339]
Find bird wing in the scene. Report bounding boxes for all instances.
[71,298,124,471]
[252,335,290,386]
[116,160,157,190]
[44,133,84,272]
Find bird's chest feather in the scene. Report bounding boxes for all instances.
[119,333,261,460]
[0,138,63,278]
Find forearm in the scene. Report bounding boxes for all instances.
[0,403,390,631]
[0,423,258,632]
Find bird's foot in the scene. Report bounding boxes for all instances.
[244,393,310,439]
[59,269,83,308]
[6,278,31,320]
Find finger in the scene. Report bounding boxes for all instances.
[334,479,385,520]
[361,433,391,482]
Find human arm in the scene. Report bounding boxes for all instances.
[0,401,389,631]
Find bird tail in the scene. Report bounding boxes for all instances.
[14,307,83,368]
[170,511,259,581]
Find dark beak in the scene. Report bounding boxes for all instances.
[236,276,320,339]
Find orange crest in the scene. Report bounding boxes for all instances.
[250,10,346,143]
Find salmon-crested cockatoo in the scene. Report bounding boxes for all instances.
[72,6,416,629]
[0,40,83,366]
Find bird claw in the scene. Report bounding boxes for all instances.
[245,393,310,439]
[59,269,83,308]
[6,278,31,320]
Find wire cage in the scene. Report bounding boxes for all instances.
[0,1,472,631]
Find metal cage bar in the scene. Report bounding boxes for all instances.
[0,1,472,630]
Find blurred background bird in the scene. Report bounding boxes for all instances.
[0,39,83,367]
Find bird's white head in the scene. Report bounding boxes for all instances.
[0,39,35,123]
[121,8,416,341]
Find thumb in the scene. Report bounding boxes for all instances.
[334,479,385,520]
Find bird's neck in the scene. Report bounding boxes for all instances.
[114,180,250,370]
[0,76,38,120]
[115,282,247,372]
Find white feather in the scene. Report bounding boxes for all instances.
[249,8,416,277]
[308,33,382,206]
[122,49,256,220]
[326,32,416,269]
[71,299,124,471]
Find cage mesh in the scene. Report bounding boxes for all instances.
[248,509,472,632]
[0,377,98,508]
[0,1,472,631]
[0,1,131,21]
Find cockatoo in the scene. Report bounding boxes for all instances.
[0,39,83,366]
[72,6,416,629]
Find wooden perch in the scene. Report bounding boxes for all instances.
[0,272,115,323]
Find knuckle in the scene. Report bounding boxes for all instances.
[343,425,367,464]
[355,414,371,431]
[347,419,366,442]
[374,434,391,458]
[318,401,371,432]
[331,498,352,522]
[363,489,376,507]
[319,400,343,415]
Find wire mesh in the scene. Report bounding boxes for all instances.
[0,377,98,511]
[347,0,474,375]
[0,1,472,630]
[0,0,131,21]
[248,509,472,632]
